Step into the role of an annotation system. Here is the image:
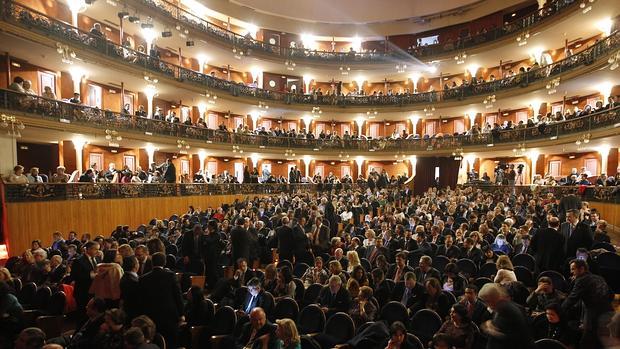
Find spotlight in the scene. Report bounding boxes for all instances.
[117,11,129,19]
[186,40,194,47]
[140,22,153,29]
[161,30,172,37]
[128,15,140,23]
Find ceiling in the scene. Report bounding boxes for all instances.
[225,0,483,25]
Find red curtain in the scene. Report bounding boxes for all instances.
[0,181,9,257]
[414,157,461,196]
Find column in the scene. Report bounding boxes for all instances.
[69,67,84,94]
[355,118,365,137]
[600,146,610,175]
[303,75,312,94]
[72,138,87,174]
[355,157,364,178]
[145,145,156,167]
[303,156,312,178]
[250,112,259,130]
[529,151,540,184]
[144,85,157,118]
[409,156,417,179]
[0,135,17,177]
[198,151,207,172]
[410,115,420,136]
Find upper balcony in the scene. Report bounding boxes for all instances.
[2,0,618,111]
[2,88,619,154]
[129,0,580,65]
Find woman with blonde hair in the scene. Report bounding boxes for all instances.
[494,255,517,285]
[346,250,361,273]
[276,318,301,349]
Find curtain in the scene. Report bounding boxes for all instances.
[414,157,461,196]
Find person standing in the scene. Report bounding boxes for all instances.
[561,209,593,259]
[181,225,205,276]
[202,219,225,290]
[161,158,176,183]
[529,216,565,271]
[562,259,613,349]
[275,217,295,262]
[479,283,533,349]
[70,241,100,321]
[231,217,251,265]
[139,252,184,348]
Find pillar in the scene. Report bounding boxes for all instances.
[303,156,312,178]
[198,151,207,172]
[356,119,365,137]
[0,135,17,178]
[529,151,540,184]
[145,145,156,167]
[355,157,364,178]
[409,156,417,179]
[144,85,157,118]
[72,138,87,174]
[600,146,610,175]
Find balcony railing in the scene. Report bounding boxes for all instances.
[2,182,381,202]
[2,88,620,152]
[460,183,620,203]
[3,182,618,203]
[134,0,578,63]
[2,0,618,108]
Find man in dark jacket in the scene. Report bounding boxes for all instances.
[530,216,565,271]
[236,307,277,349]
[230,217,251,265]
[319,275,351,318]
[120,256,140,322]
[161,158,176,183]
[238,278,274,317]
[139,252,184,348]
[561,209,593,259]
[562,259,613,349]
[275,217,295,262]
[69,241,100,320]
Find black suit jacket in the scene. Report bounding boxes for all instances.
[139,267,183,329]
[68,314,105,349]
[181,231,203,260]
[402,238,418,252]
[240,290,274,315]
[437,245,461,260]
[558,195,581,222]
[236,322,277,349]
[391,281,426,310]
[120,272,140,321]
[386,265,414,282]
[460,247,483,266]
[231,225,251,264]
[560,221,593,258]
[163,163,176,183]
[137,257,153,276]
[413,267,441,283]
[318,286,351,314]
[70,255,97,306]
[275,225,295,261]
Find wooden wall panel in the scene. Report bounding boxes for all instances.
[5,194,249,256]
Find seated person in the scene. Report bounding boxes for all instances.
[441,263,467,297]
[387,252,414,283]
[459,285,491,326]
[349,286,377,327]
[412,278,452,319]
[318,275,351,318]
[272,266,296,299]
[436,304,477,349]
[526,276,565,314]
[391,272,426,312]
[236,307,277,349]
[413,256,441,284]
[238,278,274,317]
[385,321,414,349]
[301,256,328,286]
[541,303,580,347]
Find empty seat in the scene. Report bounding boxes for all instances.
[410,309,442,345]
[302,283,323,306]
[324,312,355,344]
[456,259,478,278]
[298,304,326,334]
[512,253,536,271]
[514,266,535,287]
[478,263,497,279]
[433,255,450,274]
[293,263,310,278]
[271,297,299,322]
[380,301,409,326]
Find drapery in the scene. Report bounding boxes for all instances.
[413,157,461,195]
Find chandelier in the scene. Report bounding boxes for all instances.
[311,106,322,116]
[454,52,467,64]
[144,75,159,84]
[580,0,595,14]
[395,64,407,73]
[452,148,464,159]
[284,149,296,158]
[205,90,217,104]
[424,105,436,116]
[512,143,526,156]
[177,139,190,149]
[0,114,25,137]
[232,145,244,154]
[257,101,269,110]
[56,43,76,64]
[575,133,591,145]
[339,66,351,75]
[608,51,620,70]
[338,152,351,160]
[366,109,378,118]
[483,95,496,109]
[284,60,296,71]
[546,78,561,94]
[516,31,530,46]
[105,129,122,141]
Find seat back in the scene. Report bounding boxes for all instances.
[512,253,536,271]
[47,291,66,315]
[298,304,325,334]
[153,333,166,349]
[406,333,425,349]
[591,242,615,252]
[302,283,323,306]
[293,263,310,278]
[292,278,305,302]
[379,301,409,326]
[534,338,567,349]
[514,266,535,287]
[190,325,207,349]
[34,285,52,310]
[36,315,65,339]
[233,286,249,309]
[410,309,442,344]
[19,282,37,305]
[324,312,355,344]
[360,258,372,272]
[474,277,493,290]
[271,297,299,322]
[478,263,497,279]
[300,335,321,349]
[433,255,450,274]
[456,259,478,278]
[211,306,236,335]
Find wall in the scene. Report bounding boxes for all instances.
[16,142,59,176]
[5,194,250,256]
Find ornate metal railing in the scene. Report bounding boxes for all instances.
[460,184,620,203]
[1,0,618,107]
[2,182,382,202]
[134,0,578,63]
[1,88,619,152]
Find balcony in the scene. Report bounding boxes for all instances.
[1,0,618,109]
[132,0,579,64]
[2,88,620,153]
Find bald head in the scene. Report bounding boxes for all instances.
[249,307,266,330]
[548,216,560,229]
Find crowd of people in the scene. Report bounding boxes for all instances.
[1,184,619,349]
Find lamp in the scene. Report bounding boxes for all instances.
[597,81,613,100]
[410,72,422,93]
[597,18,613,36]
[466,64,479,77]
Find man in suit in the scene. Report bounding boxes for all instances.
[319,275,351,318]
[70,241,100,320]
[63,298,106,349]
[436,235,460,260]
[412,228,432,256]
[236,307,277,349]
[49,255,67,284]
[134,245,152,276]
[161,158,176,183]
[139,252,184,348]
[231,217,251,265]
[413,256,440,283]
[530,217,565,271]
[181,224,205,275]
[238,277,275,318]
[383,230,401,263]
[391,272,425,312]
[460,285,491,326]
[120,256,140,322]
[561,209,593,259]
[401,230,418,252]
[310,216,330,255]
[558,194,581,222]
[275,217,295,262]
[460,237,482,265]
[387,252,414,282]
[371,268,393,308]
